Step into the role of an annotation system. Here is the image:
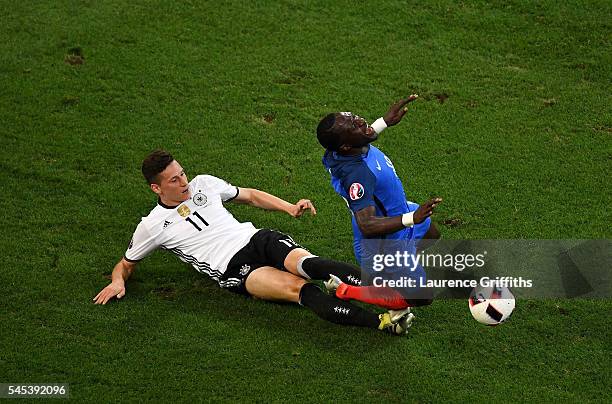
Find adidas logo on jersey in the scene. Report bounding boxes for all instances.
[163,220,173,229]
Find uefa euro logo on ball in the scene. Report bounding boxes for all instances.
[469,286,516,326]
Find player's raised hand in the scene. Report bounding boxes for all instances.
[413,197,442,224]
[383,94,419,126]
[93,282,126,305]
[290,199,317,217]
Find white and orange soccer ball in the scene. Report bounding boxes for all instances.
[469,286,515,325]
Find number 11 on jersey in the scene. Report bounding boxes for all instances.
[186,211,209,231]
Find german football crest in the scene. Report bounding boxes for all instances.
[192,193,207,206]
[177,204,191,217]
[240,264,251,276]
[348,182,365,200]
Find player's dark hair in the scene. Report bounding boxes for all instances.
[142,149,174,184]
[316,113,341,151]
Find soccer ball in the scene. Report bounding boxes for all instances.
[469,286,515,325]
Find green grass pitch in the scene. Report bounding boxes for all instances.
[1,0,610,401]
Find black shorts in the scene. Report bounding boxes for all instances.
[220,229,302,295]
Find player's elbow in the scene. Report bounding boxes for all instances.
[236,188,256,204]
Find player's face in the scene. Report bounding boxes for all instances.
[334,112,378,149]
[153,160,191,205]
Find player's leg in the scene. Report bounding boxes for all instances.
[264,230,411,311]
[257,230,364,287]
[244,266,305,303]
[284,249,410,310]
[283,248,363,286]
[244,267,411,333]
[396,262,434,307]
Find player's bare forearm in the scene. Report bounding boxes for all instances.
[240,188,294,212]
[93,258,135,305]
[235,188,316,217]
[355,208,405,237]
[355,198,441,237]
[113,258,135,283]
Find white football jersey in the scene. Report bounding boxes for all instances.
[124,175,258,281]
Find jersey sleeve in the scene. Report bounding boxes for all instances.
[340,163,377,213]
[124,221,159,262]
[200,175,240,202]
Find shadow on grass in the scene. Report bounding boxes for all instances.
[125,268,397,354]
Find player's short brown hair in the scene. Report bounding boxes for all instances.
[142,149,174,184]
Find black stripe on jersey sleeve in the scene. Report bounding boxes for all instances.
[224,186,240,202]
[123,255,142,263]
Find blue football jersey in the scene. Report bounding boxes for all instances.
[323,145,414,260]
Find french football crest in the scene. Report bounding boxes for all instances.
[193,193,207,206]
[177,204,191,217]
[348,182,365,200]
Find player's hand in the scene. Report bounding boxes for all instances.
[413,197,442,224]
[93,281,126,305]
[290,199,317,217]
[383,94,419,127]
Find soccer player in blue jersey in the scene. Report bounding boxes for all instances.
[316,95,441,309]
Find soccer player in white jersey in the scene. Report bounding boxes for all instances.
[93,150,414,335]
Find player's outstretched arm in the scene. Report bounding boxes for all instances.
[234,187,316,217]
[382,94,419,127]
[355,197,442,237]
[93,258,137,305]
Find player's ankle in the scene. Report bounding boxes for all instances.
[335,282,350,299]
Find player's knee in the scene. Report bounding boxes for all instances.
[289,277,308,297]
[284,248,313,274]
